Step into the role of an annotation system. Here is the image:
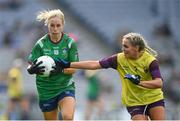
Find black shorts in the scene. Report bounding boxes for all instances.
[126,99,165,118]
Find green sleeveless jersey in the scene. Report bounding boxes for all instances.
[117,51,164,106]
[28,33,79,101]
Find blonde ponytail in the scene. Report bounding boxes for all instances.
[145,45,158,57]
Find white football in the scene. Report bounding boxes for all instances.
[36,55,55,77]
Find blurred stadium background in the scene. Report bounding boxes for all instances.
[0,0,180,120]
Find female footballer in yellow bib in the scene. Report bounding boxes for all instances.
[56,33,165,120]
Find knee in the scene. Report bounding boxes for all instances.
[62,113,74,120]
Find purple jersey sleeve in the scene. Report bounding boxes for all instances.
[99,54,117,69]
[149,60,162,79]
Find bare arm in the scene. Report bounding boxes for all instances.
[139,78,163,89]
[63,68,76,74]
[69,55,117,70]
[70,61,102,70]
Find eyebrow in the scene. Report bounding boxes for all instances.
[50,23,61,26]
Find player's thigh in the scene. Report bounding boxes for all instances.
[127,105,149,120]
[43,109,58,120]
[58,96,76,118]
[149,106,165,120]
[131,114,148,120]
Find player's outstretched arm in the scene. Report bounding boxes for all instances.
[70,61,102,70]
[54,59,102,70]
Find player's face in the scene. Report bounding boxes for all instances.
[122,38,139,59]
[48,16,64,36]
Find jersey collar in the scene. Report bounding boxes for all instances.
[48,32,64,44]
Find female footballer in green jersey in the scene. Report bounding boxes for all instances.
[56,33,165,120]
[27,9,79,120]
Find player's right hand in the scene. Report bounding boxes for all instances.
[27,60,45,75]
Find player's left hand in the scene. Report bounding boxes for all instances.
[50,58,70,75]
[54,58,71,68]
[124,74,141,85]
[50,65,64,75]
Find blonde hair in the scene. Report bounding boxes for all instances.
[36,9,65,26]
[123,32,158,57]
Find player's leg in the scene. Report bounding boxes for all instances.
[127,105,148,121]
[149,106,165,120]
[58,90,75,121]
[58,97,75,120]
[131,114,148,120]
[148,99,165,120]
[43,109,58,120]
[39,97,58,120]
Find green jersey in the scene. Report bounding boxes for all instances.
[28,33,79,101]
